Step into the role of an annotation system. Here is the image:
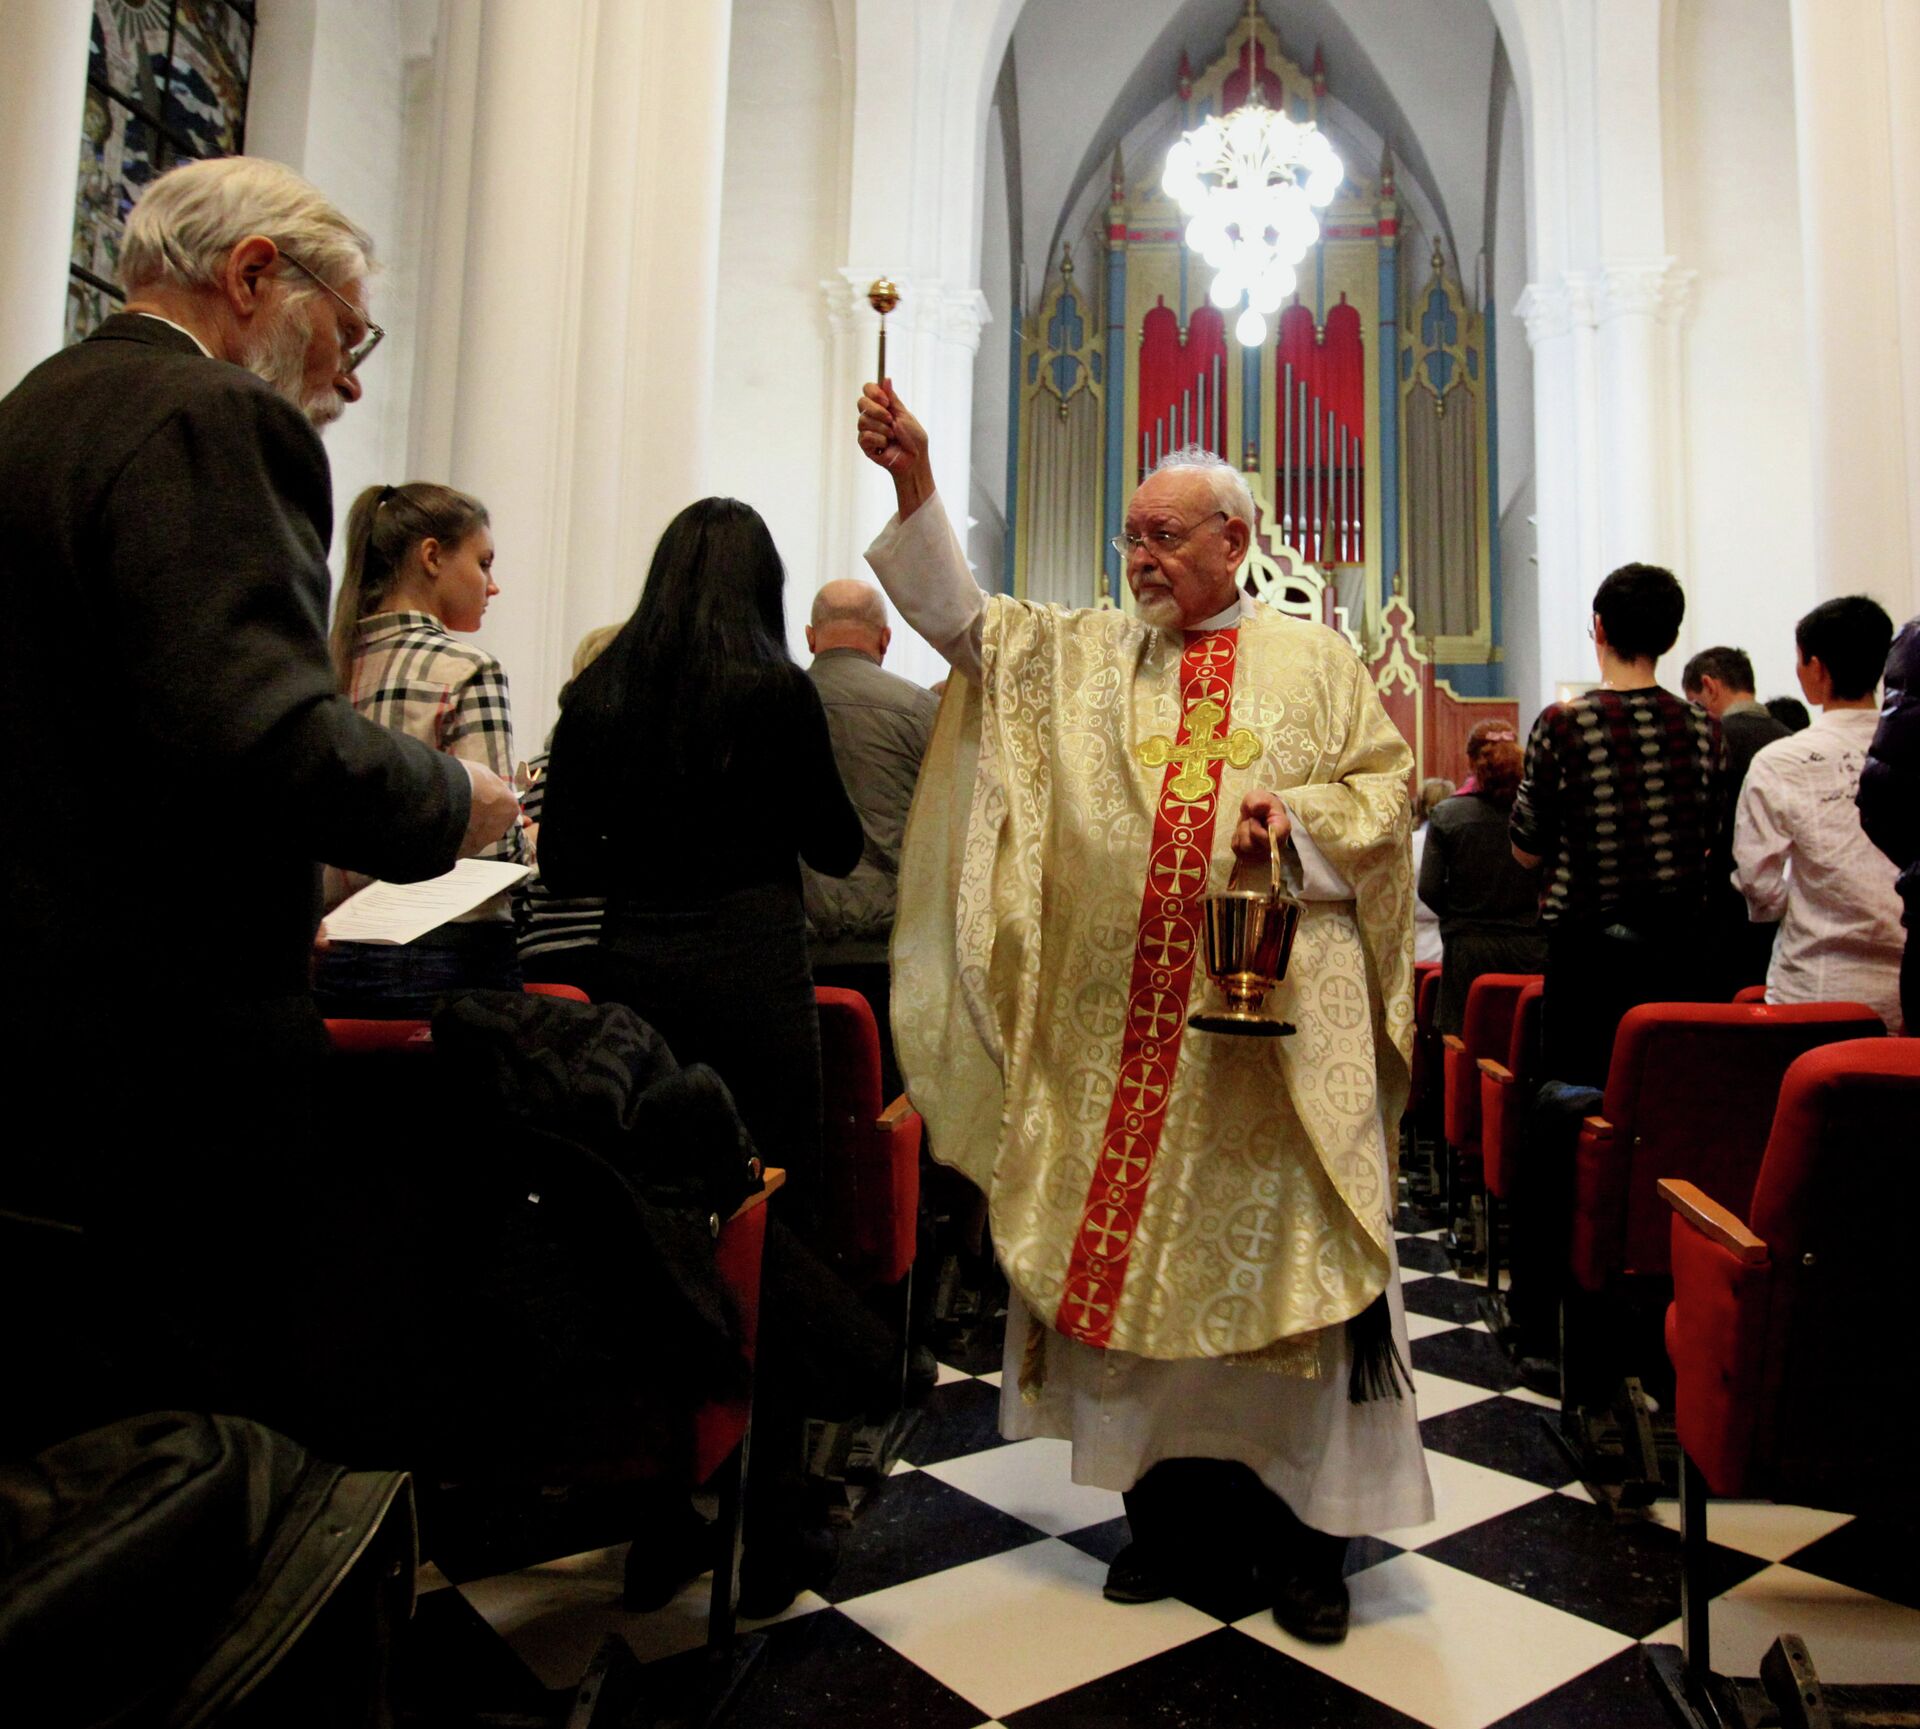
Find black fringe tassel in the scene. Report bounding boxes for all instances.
[1347,1293,1413,1404]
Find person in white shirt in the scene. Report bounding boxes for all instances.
[1409,776,1454,966]
[1733,596,1904,1033]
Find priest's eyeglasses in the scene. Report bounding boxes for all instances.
[280,253,385,372]
[1110,511,1227,560]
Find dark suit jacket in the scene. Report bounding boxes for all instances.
[1859,617,1920,923]
[0,315,469,1005]
[1721,700,1791,788]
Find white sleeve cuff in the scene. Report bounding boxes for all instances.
[863,490,987,682]
[1279,814,1354,901]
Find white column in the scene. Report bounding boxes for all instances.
[410,0,731,741]
[0,0,93,395]
[1790,0,1920,618]
[1593,259,1693,576]
[1517,279,1595,710]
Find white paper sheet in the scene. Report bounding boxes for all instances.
[323,859,530,946]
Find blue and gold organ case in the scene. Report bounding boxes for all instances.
[1011,10,1505,727]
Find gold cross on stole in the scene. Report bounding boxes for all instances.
[1136,698,1259,802]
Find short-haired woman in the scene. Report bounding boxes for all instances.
[315,482,530,1013]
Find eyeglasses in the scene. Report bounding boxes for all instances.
[1109,510,1227,561]
[279,252,384,372]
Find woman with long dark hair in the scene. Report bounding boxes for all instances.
[539,497,863,1210]
[539,497,866,1614]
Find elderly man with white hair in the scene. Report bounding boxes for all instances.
[856,382,1430,1643]
[0,158,518,1437]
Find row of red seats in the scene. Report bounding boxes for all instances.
[1413,968,1919,1709]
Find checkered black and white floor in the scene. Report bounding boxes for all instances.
[436,1217,1920,1728]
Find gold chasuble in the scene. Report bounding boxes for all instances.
[893,596,1415,1365]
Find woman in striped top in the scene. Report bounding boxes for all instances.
[315,482,531,1014]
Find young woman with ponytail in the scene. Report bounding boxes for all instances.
[314,482,531,1013]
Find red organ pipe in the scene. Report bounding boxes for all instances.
[1136,300,1228,479]
[1275,296,1365,566]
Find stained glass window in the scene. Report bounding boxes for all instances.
[69,0,258,345]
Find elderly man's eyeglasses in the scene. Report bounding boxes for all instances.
[280,252,384,372]
[1109,510,1227,560]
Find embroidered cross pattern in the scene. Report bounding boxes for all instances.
[1055,630,1249,1350]
[1137,697,1261,802]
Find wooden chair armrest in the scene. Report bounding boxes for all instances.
[1581,1114,1614,1138]
[876,1094,916,1131]
[1441,1033,1466,1056]
[1658,1178,1767,1265]
[1478,1058,1513,1084]
[728,1167,785,1222]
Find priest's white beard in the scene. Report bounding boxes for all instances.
[240,300,342,429]
[1133,584,1183,629]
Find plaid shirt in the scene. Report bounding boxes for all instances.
[327,611,529,919]
[1510,686,1728,925]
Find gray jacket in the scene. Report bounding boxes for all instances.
[803,649,940,961]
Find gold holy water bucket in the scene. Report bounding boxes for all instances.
[1188,841,1303,1038]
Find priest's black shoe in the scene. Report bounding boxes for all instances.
[1102,1542,1173,1604]
[1269,1566,1351,1644]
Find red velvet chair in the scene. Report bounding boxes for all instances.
[522,981,592,1004]
[1440,973,1540,1251]
[1551,1001,1884,1485]
[1647,1040,1920,1725]
[813,987,921,1291]
[1569,1002,1885,1296]
[1476,976,1545,1302]
[812,988,924,1478]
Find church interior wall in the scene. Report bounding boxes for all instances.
[968,76,1016,595]
[1662,0,1814,703]
[247,0,414,589]
[1490,53,1539,720]
[710,0,847,665]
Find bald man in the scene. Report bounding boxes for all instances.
[803,579,940,1075]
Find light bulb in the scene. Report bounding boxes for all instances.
[1208,267,1242,310]
[1162,140,1195,198]
[1236,307,1268,347]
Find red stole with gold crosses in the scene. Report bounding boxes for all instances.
[1053,628,1250,1348]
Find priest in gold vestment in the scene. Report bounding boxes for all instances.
[858,384,1432,1643]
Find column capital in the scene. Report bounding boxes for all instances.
[1595,257,1695,326]
[1516,278,1576,347]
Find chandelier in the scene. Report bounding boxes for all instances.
[1160,30,1343,349]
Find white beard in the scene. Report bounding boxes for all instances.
[1133,587,1183,629]
[239,300,342,430]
